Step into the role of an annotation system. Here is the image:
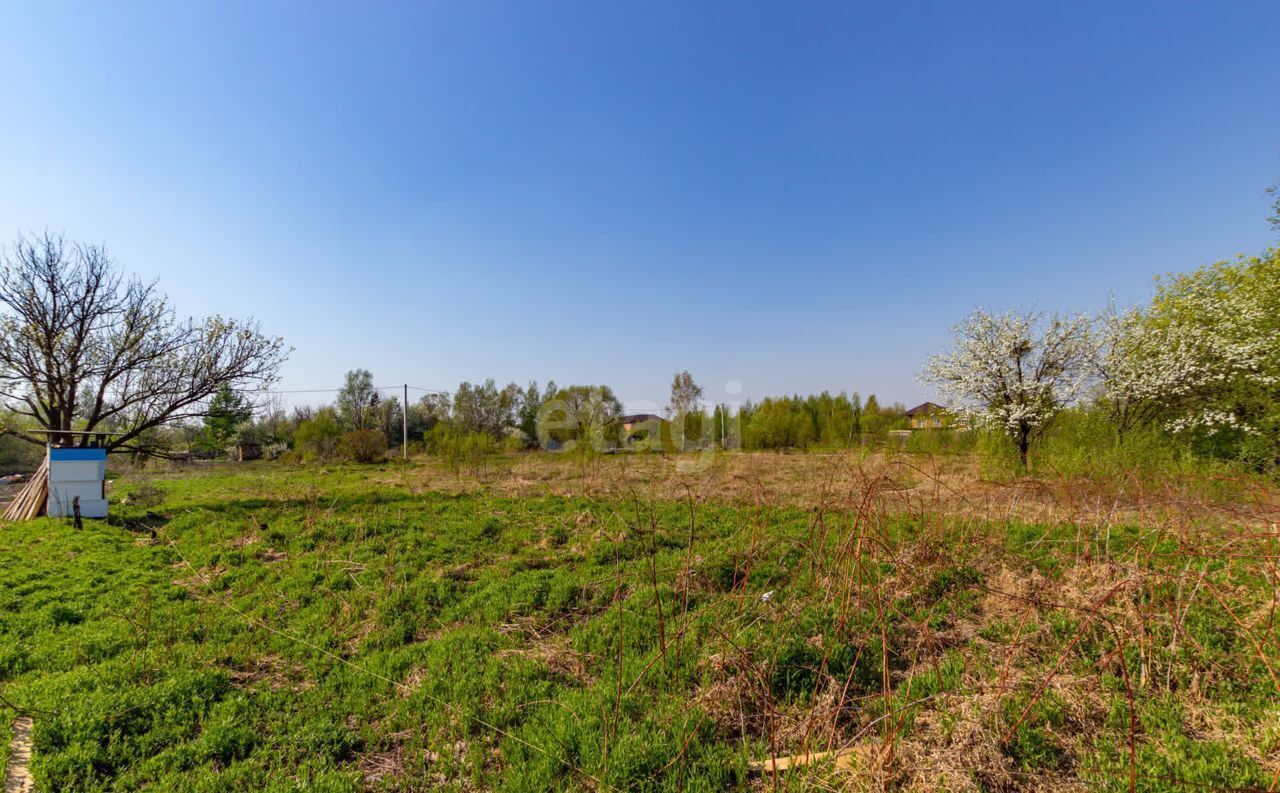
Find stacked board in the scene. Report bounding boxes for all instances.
[2,458,49,521]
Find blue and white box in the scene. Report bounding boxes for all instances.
[47,447,108,519]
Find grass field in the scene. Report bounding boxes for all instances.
[2,452,1279,791]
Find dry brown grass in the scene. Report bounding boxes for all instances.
[464,450,1278,791]
[378,450,1280,533]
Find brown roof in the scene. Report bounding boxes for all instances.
[905,402,945,417]
[620,414,662,424]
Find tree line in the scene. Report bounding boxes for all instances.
[2,182,1277,473]
[171,371,916,465]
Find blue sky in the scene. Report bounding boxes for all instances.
[1,2,1277,412]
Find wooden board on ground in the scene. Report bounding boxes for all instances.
[2,459,47,522]
[748,746,863,774]
[4,717,34,793]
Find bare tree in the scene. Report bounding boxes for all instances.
[0,233,288,455]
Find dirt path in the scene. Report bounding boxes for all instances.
[4,717,33,793]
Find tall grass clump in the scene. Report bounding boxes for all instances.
[425,424,498,473]
[975,429,1026,480]
[337,429,387,464]
[1033,409,1183,477]
[903,428,977,456]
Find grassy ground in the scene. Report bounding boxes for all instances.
[1,454,1278,791]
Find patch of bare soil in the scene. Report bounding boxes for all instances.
[226,654,312,691]
[495,616,595,685]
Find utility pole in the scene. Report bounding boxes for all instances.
[402,384,409,459]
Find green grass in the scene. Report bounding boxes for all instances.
[1,460,1276,790]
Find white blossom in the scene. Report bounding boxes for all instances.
[921,309,1095,463]
[1095,257,1279,438]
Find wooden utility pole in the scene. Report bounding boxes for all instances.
[403,384,409,459]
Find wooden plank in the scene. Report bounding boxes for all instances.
[13,462,37,519]
[747,747,861,774]
[4,458,48,521]
[4,716,35,793]
[33,459,48,518]
[7,478,25,520]
[24,478,41,519]
[25,463,47,519]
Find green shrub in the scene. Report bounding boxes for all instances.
[1001,689,1069,771]
[0,424,43,473]
[976,430,1024,480]
[337,429,387,463]
[924,564,983,602]
[298,717,361,762]
[121,484,165,509]
[1035,408,1191,478]
[424,423,498,472]
[294,409,342,461]
[197,718,258,765]
[904,428,975,455]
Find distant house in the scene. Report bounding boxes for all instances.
[620,414,664,445]
[233,442,262,461]
[620,414,662,434]
[905,402,949,429]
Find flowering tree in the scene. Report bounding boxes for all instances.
[922,309,1095,468]
[1097,252,1279,463]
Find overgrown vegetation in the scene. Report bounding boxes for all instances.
[1,217,1276,792]
[2,453,1276,791]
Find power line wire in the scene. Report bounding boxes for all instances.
[231,384,449,396]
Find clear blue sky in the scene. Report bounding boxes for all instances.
[2,2,1277,412]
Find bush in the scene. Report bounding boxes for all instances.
[294,410,342,461]
[425,423,497,472]
[338,429,387,463]
[122,484,165,509]
[1035,409,1190,478]
[904,428,974,455]
[976,430,1025,481]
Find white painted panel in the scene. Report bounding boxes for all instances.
[48,497,108,518]
[48,460,107,483]
[49,481,104,500]
[48,482,106,517]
